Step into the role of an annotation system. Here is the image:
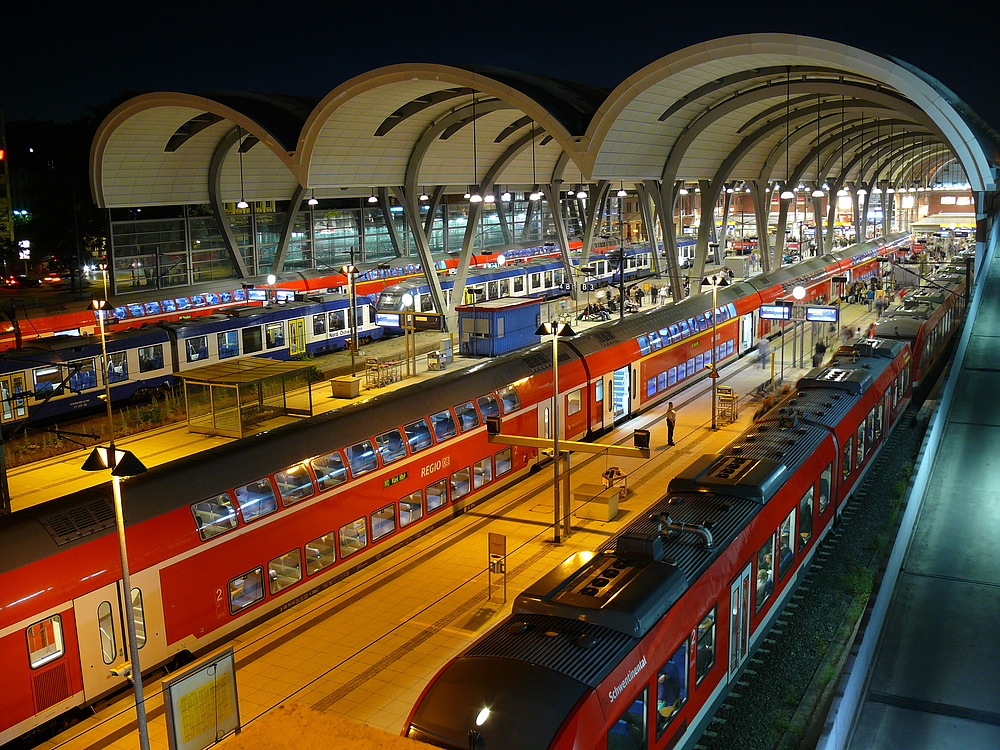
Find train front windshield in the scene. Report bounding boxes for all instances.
[406,657,587,750]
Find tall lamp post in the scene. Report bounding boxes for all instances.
[83,300,150,750]
[700,275,730,429]
[341,263,359,376]
[536,320,575,543]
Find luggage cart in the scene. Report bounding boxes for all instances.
[717,385,739,424]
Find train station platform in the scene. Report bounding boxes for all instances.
[820,238,1000,749]
[38,303,884,750]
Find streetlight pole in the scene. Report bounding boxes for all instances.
[701,275,729,429]
[84,300,150,750]
[537,321,574,543]
[341,260,359,377]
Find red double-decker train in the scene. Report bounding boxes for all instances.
[0,234,923,747]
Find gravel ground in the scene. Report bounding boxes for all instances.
[695,406,926,750]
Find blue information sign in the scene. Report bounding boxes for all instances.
[760,304,791,320]
[806,306,839,322]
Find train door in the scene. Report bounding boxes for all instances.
[288,318,305,356]
[0,372,28,424]
[728,564,752,678]
[604,365,633,424]
[538,400,552,441]
[739,313,756,354]
[74,582,132,700]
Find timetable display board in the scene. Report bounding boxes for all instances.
[163,648,239,750]
[806,306,839,322]
[760,304,792,320]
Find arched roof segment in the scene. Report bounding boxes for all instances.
[586,34,998,192]
[90,92,308,208]
[298,64,598,192]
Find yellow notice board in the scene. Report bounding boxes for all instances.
[163,648,240,750]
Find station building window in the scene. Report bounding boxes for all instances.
[305,532,337,574]
[27,615,64,669]
[268,550,302,594]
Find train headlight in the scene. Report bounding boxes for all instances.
[475,707,490,726]
[402,293,413,309]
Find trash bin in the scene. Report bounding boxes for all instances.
[427,351,444,371]
[439,338,453,365]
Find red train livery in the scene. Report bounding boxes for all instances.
[404,338,915,749]
[0,234,916,746]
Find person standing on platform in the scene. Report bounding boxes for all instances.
[665,402,677,446]
[865,286,875,311]
[812,338,827,367]
[757,335,770,368]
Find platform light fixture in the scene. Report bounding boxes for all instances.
[468,94,482,203]
[616,182,627,198]
[528,120,542,201]
[307,189,318,206]
[780,68,796,201]
[368,188,378,204]
[419,189,429,201]
[235,125,249,210]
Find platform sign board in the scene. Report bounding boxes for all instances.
[375,312,400,327]
[806,306,839,323]
[163,648,240,750]
[760,304,792,320]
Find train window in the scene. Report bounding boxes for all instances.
[875,399,884,440]
[567,388,582,416]
[473,457,492,488]
[235,478,278,522]
[430,410,458,441]
[404,418,434,453]
[842,437,853,481]
[819,464,832,514]
[799,489,813,549]
[677,320,690,339]
[346,440,378,476]
[339,518,368,558]
[866,410,875,451]
[313,314,326,336]
[595,380,604,403]
[305,533,337,574]
[677,362,686,380]
[608,687,647,749]
[329,310,346,331]
[637,335,651,355]
[228,567,265,613]
[211,330,237,360]
[265,322,285,349]
[32,366,63,400]
[106,352,128,383]
[98,601,116,664]
[476,393,501,420]
[185,336,208,362]
[375,429,407,464]
[668,367,677,386]
[27,616,65,669]
[687,357,696,376]
[755,535,775,611]
[426,479,448,512]
[312,452,348,490]
[131,589,146,648]
[656,642,688,737]
[495,448,512,476]
[371,504,397,540]
[275,463,316,505]
[192,493,239,540]
[138,344,164,372]
[243,326,263,354]
[499,386,521,414]
[400,491,423,527]
[454,401,480,432]
[656,372,666,392]
[695,609,716,684]
[856,424,865,466]
[420,293,433,312]
[646,377,657,397]
[451,467,471,499]
[268,550,302,595]
[777,510,795,580]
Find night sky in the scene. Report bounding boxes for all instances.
[7,2,1000,132]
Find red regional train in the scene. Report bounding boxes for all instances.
[0,233,914,746]
[404,337,915,750]
[0,238,579,351]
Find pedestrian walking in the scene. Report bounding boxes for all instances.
[665,402,676,446]
[757,335,770,368]
[865,287,875,312]
[812,338,827,367]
